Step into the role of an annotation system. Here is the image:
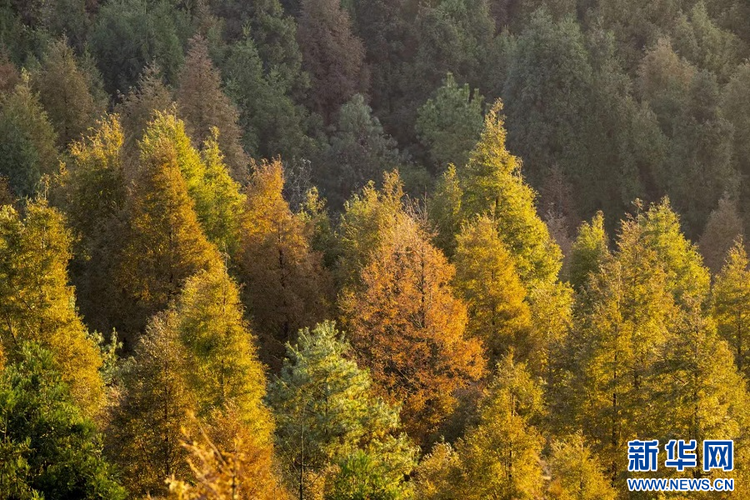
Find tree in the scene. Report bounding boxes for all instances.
[268,321,416,499]
[117,137,220,338]
[547,434,617,500]
[700,195,744,275]
[223,33,315,161]
[52,114,127,337]
[416,72,484,173]
[503,10,601,216]
[140,111,245,254]
[320,94,403,210]
[454,355,545,499]
[297,0,368,122]
[0,201,105,417]
[0,75,58,198]
[89,0,190,94]
[340,198,486,443]
[174,266,273,432]
[568,211,609,292]
[713,239,750,380]
[176,35,248,182]
[235,159,330,369]
[722,63,750,207]
[115,64,174,156]
[32,38,104,147]
[166,410,289,500]
[0,343,126,500]
[108,311,198,497]
[452,100,562,286]
[454,215,531,363]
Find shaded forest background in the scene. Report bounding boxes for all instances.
[2,0,750,498]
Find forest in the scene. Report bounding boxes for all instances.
[2,0,750,498]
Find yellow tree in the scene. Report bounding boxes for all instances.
[454,214,531,363]
[235,159,331,369]
[0,200,104,417]
[547,434,617,500]
[117,138,220,338]
[341,203,485,443]
[713,238,750,379]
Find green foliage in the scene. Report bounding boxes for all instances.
[223,33,315,161]
[89,0,190,94]
[269,321,416,499]
[0,74,58,198]
[321,95,403,210]
[568,212,609,292]
[0,343,126,500]
[416,72,484,172]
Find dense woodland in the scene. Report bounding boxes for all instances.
[3,0,750,498]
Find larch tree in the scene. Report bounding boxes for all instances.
[713,239,750,379]
[32,38,104,147]
[450,100,562,287]
[176,35,248,182]
[547,434,617,500]
[115,64,174,156]
[140,111,245,254]
[568,212,609,293]
[454,355,545,499]
[340,202,486,443]
[268,321,416,499]
[454,214,531,364]
[0,74,58,198]
[117,137,220,338]
[52,114,127,337]
[108,311,197,497]
[573,212,677,482]
[297,0,368,122]
[0,200,105,417]
[235,159,331,370]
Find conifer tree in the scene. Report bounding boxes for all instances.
[297,0,368,122]
[117,138,220,337]
[140,111,245,254]
[0,75,58,198]
[53,114,127,336]
[0,201,104,417]
[236,159,330,369]
[452,100,562,286]
[108,311,198,497]
[416,72,484,172]
[166,409,289,500]
[700,195,744,275]
[268,321,416,499]
[340,201,485,443]
[223,33,314,161]
[0,343,126,499]
[176,35,248,182]
[32,38,104,147]
[573,213,677,481]
[547,434,617,500]
[568,211,609,292]
[454,215,531,363]
[321,94,403,210]
[713,239,750,379]
[116,64,174,156]
[455,355,545,499]
[174,266,273,433]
